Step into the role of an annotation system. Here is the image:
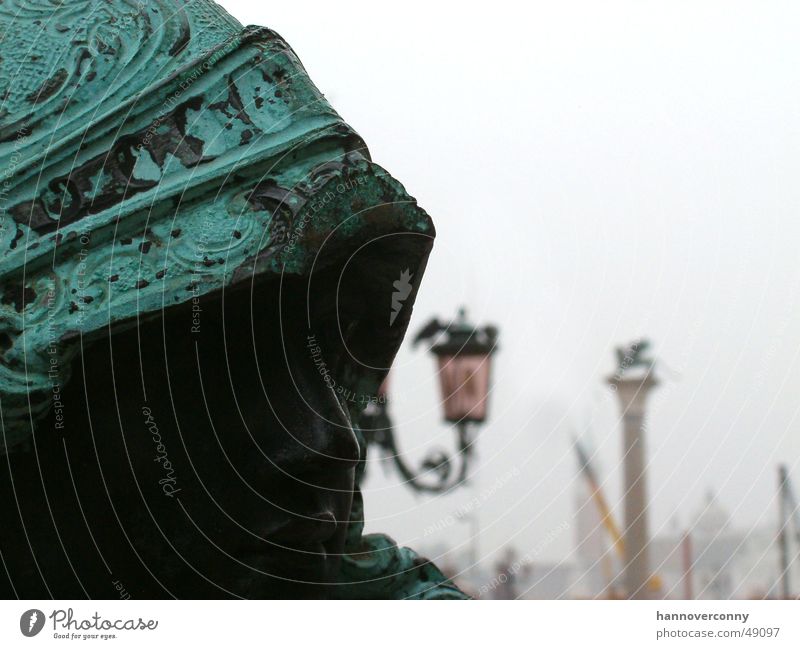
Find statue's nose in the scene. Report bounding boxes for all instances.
[265,341,361,474]
[267,402,360,478]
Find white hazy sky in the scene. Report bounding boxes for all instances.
[225,0,800,566]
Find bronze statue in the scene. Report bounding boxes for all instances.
[0,0,464,599]
[615,339,655,374]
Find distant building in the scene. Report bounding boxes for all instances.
[426,490,797,599]
[514,562,574,599]
[650,494,793,599]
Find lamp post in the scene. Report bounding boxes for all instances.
[360,308,499,493]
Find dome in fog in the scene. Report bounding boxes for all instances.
[692,491,731,538]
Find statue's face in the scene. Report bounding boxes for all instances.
[2,275,364,599]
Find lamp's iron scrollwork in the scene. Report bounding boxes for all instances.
[361,308,499,493]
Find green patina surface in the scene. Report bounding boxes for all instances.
[0,0,464,599]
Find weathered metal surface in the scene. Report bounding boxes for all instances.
[0,0,463,599]
[0,1,429,447]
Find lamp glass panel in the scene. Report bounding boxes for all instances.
[436,354,491,422]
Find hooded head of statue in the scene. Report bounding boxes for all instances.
[0,0,465,599]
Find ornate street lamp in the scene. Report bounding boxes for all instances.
[360,308,499,493]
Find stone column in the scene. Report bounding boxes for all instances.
[608,371,658,599]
